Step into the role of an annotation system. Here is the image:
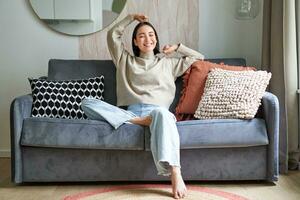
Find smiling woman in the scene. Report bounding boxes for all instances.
[29,0,127,36]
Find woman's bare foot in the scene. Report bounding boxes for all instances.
[171,167,187,199]
[129,116,152,126]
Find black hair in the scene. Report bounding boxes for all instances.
[132,22,160,57]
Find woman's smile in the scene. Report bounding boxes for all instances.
[134,25,157,54]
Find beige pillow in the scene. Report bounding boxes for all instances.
[194,68,271,119]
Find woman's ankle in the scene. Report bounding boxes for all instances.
[170,166,181,175]
[129,116,152,126]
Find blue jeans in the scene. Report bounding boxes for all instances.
[81,98,180,176]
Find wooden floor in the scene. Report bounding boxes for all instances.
[1,157,300,200]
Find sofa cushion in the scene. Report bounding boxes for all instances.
[21,118,268,151]
[144,118,268,150]
[175,60,256,121]
[21,117,145,150]
[178,118,268,148]
[29,76,104,120]
[194,69,271,119]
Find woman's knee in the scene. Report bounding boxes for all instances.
[81,98,102,107]
[80,98,103,114]
[81,98,93,110]
[80,98,106,120]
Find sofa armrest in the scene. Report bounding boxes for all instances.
[10,94,33,183]
[261,92,279,181]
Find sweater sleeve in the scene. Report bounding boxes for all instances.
[171,43,205,77]
[107,15,135,67]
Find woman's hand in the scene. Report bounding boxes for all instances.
[132,14,148,22]
[162,44,179,55]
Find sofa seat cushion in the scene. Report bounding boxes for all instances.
[21,117,144,150]
[144,118,268,150]
[177,118,268,149]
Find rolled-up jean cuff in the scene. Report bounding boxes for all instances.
[156,160,181,177]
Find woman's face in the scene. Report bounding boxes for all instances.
[134,25,157,54]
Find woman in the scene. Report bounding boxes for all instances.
[81,14,204,199]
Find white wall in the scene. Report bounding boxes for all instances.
[0,0,78,156]
[102,0,113,10]
[199,0,263,67]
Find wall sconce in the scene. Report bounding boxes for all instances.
[235,0,260,20]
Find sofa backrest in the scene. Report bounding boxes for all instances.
[48,58,246,112]
[48,59,117,105]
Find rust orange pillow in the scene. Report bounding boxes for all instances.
[175,60,256,121]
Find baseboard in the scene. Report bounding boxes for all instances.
[0,149,11,157]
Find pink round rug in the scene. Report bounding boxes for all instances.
[64,184,249,200]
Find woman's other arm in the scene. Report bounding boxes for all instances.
[164,44,204,77]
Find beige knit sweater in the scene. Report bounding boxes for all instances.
[107,15,204,108]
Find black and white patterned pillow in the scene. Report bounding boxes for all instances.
[29,76,104,119]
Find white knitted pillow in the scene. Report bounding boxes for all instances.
[194,68,271,119]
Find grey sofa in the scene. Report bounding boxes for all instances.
[10,58,279,184]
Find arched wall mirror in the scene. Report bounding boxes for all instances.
[29,0,127,36]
